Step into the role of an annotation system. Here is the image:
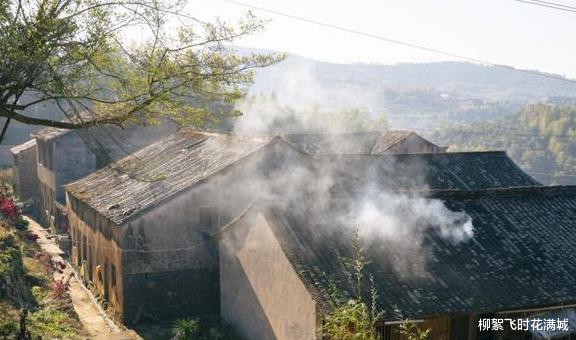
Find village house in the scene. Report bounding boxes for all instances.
[31,121,178,234]
[10,140,40,214]
[219,186,576,340]
[63,129,310,323]
[63,127,540,324]
[283,130,448,154]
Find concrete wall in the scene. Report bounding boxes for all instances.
[10,140,40,202]
[220,212,318,340]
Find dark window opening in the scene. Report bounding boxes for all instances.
[111,264,117,288]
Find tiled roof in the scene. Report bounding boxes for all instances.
[31,127,68,141]
[282,130,430,155]
[65,129,274,225]
[252,186,576,319]
[314,151,541,191]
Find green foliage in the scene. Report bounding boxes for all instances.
[399,319,430,340]
[319,230,383,340]
[14,216,28,231]
[320,299,381,340]
[0,0,282,131]
[433,103,576,185]
[320,229,433,340]
[172,318,200,340]
[28,306,78,338]
[0,318,18,337]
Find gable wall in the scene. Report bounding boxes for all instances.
[220,212,317,340]
[383,134,446,154]
[11,141,40,203]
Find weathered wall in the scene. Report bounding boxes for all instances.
[67,194,124,319]
[37,139,57,231]
[220,212,317,340]
[118,141,311,322]
[55,133,96,203]
[119,165,260,321]
[10,140,40,202]
[65,140,311,323]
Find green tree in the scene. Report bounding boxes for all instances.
[0,0,282,142]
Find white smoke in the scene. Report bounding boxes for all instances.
[233,56,386,134]
[357,192,474,244]
[227,55,476,276]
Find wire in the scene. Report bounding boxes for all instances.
[218,0,576,86]
[513,0,576,13]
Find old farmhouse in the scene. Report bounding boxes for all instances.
[63,127,541,325]
[220,186,576,340]
[64,129,310,323]
[31,121,178,234]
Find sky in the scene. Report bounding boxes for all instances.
[171,0,576,78]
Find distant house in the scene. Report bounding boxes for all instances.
[10,140,40,207]
[220,186,576,340]
[64,127,538,324]
[32,121,178,234]
[283,130,447,154]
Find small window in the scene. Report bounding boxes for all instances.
[82,234,87,263]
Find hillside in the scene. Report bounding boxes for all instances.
[431,104,576,185]
[242,52,576,131]
[251,55,576,102]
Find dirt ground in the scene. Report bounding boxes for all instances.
[26,217,140,339]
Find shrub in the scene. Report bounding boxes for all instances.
[52,277,70,300]
[0,195,19,221]
[28,306,77,338]
[0,319,18,337]
[172,318,200,340]
[34,251,54,276]
[15,216,29,231]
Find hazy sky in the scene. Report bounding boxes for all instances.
[178,0,576,78]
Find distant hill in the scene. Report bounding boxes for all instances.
[241,51,576,129]
[249,52,576,102]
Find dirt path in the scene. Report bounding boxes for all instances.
[26,217,139,339]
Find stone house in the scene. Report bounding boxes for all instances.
[32,121,178,234]
[10,140,40,208]
[64,124,538,325]
[64,129,311,323]
[219,186,576,340]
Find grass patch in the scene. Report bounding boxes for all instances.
[0,221,87,339]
